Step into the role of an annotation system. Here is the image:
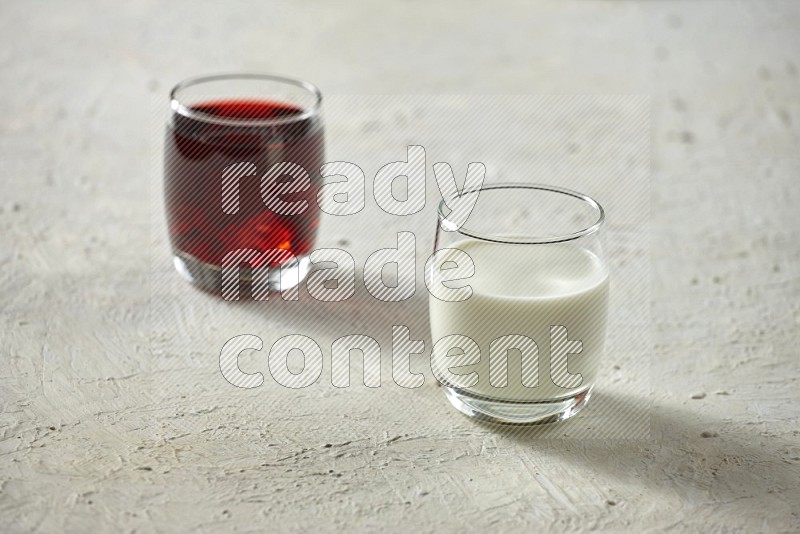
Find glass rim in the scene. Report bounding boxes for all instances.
[169,73,322,127]
[437,183,605,244]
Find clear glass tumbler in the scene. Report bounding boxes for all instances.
[164,74,324,295]
[428,183,609,424]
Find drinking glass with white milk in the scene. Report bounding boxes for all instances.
[428,184,609,424]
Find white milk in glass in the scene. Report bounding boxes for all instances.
[429,239,609,402]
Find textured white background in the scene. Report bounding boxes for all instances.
[1,1,799,532]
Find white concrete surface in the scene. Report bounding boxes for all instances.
[1,1,799,532]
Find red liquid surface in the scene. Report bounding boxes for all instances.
[164,99,324,267]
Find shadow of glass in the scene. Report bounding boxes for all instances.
[470,390,799,510]
[216,267,432,342]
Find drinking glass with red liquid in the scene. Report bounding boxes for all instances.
[164,74,324,294]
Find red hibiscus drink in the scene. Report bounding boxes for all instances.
[164,74,324,294]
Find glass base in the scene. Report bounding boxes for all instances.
[442,386,593,425]
[172,251,312,296]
